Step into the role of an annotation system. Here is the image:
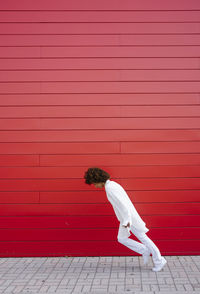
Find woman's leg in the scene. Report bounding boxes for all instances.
[117,224,148,255]
[117,235,148,255]
[131,226,162,266]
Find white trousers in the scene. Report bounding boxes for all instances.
[117,224,162,266]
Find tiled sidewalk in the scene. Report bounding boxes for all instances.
[0,255,200,294]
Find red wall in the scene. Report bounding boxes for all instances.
[0,0,200,257]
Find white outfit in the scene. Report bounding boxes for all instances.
[104,179,163,266]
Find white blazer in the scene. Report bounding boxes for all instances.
[104,179,149,238]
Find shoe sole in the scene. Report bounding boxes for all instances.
[152,259,167,272]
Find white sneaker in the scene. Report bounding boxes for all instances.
[142,248,151,265]
[152,257,167,272]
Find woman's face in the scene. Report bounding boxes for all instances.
[93,182,105,188]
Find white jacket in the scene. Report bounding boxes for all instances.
[104,179,149,238]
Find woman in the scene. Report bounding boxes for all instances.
[84,167,167,272]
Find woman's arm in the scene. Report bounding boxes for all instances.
[108,185,132,227]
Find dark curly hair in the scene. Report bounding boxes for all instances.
[84,167,110,185]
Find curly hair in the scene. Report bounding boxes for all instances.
[84,167,110,185]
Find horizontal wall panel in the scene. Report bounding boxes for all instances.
[0,215,199,229]
[121,178,200,190]
[0,178,200,191]
[1,35,200,46]
[1,11,200,23]
[1,47,200,58]
[0,190,200,204]
[0,47,40,58]
[1,118,200,130]
[1,130,200,142]
[0,70,199,82]
[0,23,200,35]
[1,81,200,94]
[40,190,200,204]
[0,240,199,257]
[121,142,200,153]
[0,93,199,106]
[0,155,39,166]
[0,203,199,216]
[1,153,200,167]
[40,154,200,166]
[41,46,200,57]
[1,106,200,118]
[0,192,40,203]
[0,142,119,154]
[41,81,200,93]
[1,165,200,179]
[0,0,200,11]
[0,83,40,94]
[0,227,199,241]
[0,58,199,70]
[120,35,200,46]
[0,142,200,154]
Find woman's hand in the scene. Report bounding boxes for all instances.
[123,222,130,228]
